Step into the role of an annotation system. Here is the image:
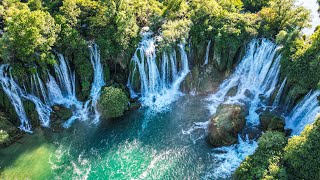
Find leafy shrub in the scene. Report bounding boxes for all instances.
[0,130,9,145]
[234,131,287,180]
[284,117,320,179]
[98,87,129,119]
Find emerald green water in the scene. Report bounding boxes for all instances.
[0,95,255,179]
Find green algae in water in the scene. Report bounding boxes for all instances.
[0,130,55,179]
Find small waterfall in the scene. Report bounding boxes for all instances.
[0,65,32,132]
[286,90,320,135]
[63,43,105,127]
[203,40,212,66]
[0,43,105,131]
[272,77,287,107]
[54,54,77,101]
[127,32,190,111]
[88,44,105,124]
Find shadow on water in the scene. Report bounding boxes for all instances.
[0,128,57,179]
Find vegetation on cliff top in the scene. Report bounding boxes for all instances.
[235,116,320,179]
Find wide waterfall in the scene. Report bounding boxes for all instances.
[184,39,282,178]
[207,39,280,124]
[286,90,320,135]
[0,44,105,131]
[127,32,189,111]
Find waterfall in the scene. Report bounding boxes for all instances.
[0,43,105,131]
[63,43,105,127]
[0,65,32,132]
[127,32,190,111]
[203,40,212,66]
[183,39,281,178]
[207,39,280,125]
[272,77,287,107]
[54,54,77,101]
[88,44,105,124]
[286,90,320,135]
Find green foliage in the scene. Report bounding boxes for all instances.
[234,131,287,180]
[0,2,60,65]
[258,0,310,38]
[235,116,320,179]
[284,117,320,179]
[98,86,129,119]
[216,0,243,13]
[280,28,320,101]
[160,18,192,48]
[242,0,271,12]
[0,130,9,145]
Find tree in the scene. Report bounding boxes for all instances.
[259,0,310,38]
[234,131,288,179]
[284,117,320,179]
[98,86,129,119]
[0,3,60,65]
[242,0,271,12]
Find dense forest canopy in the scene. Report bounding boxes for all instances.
[0,0,315,100]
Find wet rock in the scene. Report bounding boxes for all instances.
[52,105,73,121]
[50,106,73,131]
[23,100,39,127]
[226,85,238,97]
[244,89,254,99]
[208,104,248,147]
[259,111,285,132]
[129,102,141,111]
[0,112,23,147]
[182,64,223,94]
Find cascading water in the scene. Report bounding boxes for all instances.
[0,43,105,131]
[207,39,281,124]
[184,39,282,178]
[88,44,105,124]
[63,43,105,127]
[286,90,320,135]
[127,32,189,111]
[203,40,211,66]
[272,77,287,107]
[0,65,32,132]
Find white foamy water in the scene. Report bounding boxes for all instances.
[286,90,320,135]
[0,43,105,131]
[127,32,190,111]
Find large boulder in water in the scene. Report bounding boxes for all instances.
[208,104,248,147]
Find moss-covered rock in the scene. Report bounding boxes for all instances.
[182,64,224,94]
[0,112,23,147]
[49,105,73,132]
[259,111,285,132]
[208,104,248,147]
[23,100,39,127]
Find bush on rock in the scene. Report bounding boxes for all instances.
[98,87,129,119]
